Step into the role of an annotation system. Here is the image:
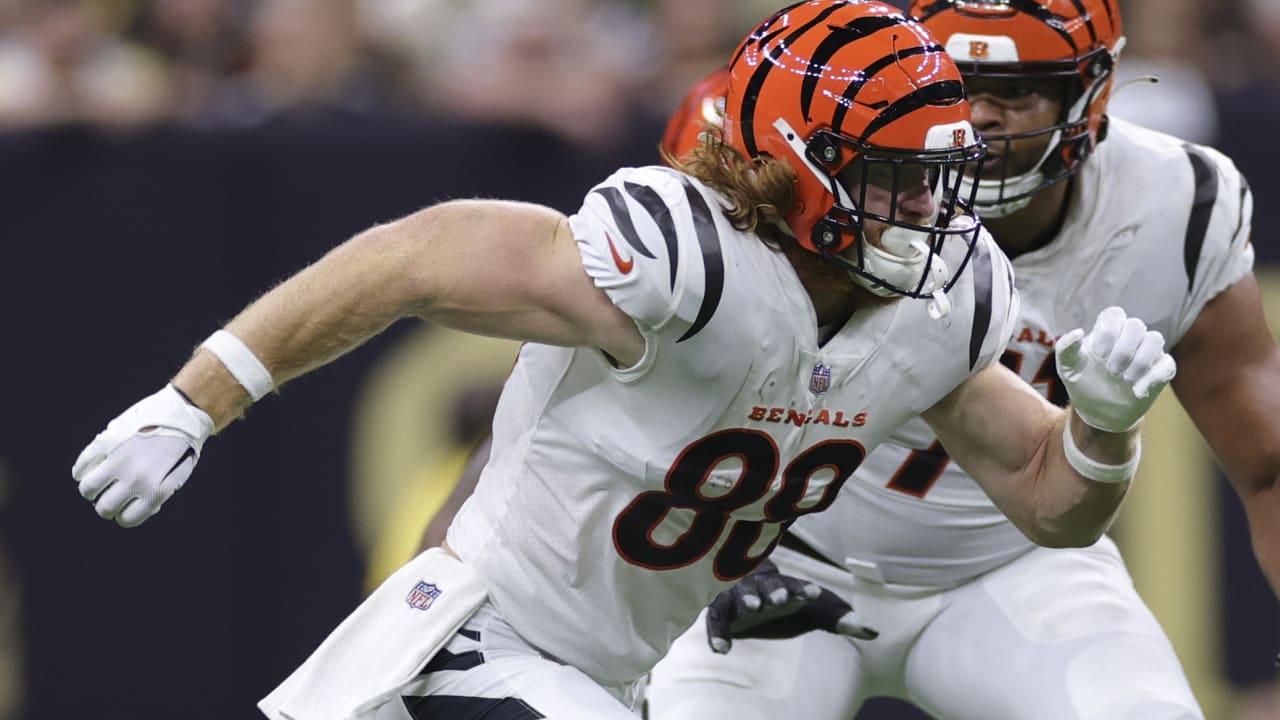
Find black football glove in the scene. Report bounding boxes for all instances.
[705,559,878,654]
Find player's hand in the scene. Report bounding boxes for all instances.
[72,384,214,527]
[705,559,877,654]
[1055,306,1177,433]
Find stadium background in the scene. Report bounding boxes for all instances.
[1,0,1277,717]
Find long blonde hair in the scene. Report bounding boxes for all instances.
[665,136,797,237]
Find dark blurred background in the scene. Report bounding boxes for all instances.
[1,0,1278,718]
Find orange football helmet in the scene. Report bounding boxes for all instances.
[661,66,730,161]
[723,0,986,301]
[912,0,1124,215]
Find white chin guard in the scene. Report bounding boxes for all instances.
[960,169,1042,218]
[852,226,953,320]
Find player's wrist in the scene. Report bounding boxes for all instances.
[1062,413,1140,484]
[200,329,274,401]
[172,349,257,432]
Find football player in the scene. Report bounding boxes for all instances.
[71,2,1175,718]
[648,1,1264,719]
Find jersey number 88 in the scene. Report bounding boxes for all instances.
[612,428,865,581]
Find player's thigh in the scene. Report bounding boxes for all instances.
[380,613,640,719]
[646,608,867,720]
[904,538,1202,720]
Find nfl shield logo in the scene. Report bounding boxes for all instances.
[809,363,831,396]
[406,581,442,611]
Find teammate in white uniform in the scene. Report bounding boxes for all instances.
[69,2,1178,718]
[648,1,1270,719]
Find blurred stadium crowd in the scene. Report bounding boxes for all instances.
[0,0,782,147]
[0,0,1273,148]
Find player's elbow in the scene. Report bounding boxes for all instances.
[1022,521,1108,549]
[1021,505,1116,549]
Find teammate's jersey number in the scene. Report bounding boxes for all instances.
[613,429,866,581]
[886,348,1069,498]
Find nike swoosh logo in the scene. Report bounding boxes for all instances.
[163,447,196,483]
[606,232,634,274]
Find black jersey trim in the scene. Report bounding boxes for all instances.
[677,181,725,343]
[1182,145,1219,293]
[624,181,680,289]
[590,187,656,260]
[968,238,994,371]
[1233,176,1252,246]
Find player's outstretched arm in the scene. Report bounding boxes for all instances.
[72,200,643,527]
[1171,273,1280,598]
[925,306,1176,548]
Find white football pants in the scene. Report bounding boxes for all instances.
[647,537,1203,719]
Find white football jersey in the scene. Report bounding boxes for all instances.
[789,118,1256,588]
[445,165,1018,684]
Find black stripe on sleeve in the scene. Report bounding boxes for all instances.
[1182,145,1219,293]
[624,181,680,289]
[677,181,725,343]
[968,239,994,371]
[590,187,655,260]
[1234,177,1252,246]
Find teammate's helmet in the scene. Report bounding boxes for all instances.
[723,0,986,301]
[661,67,729,161]
[911,0,1124,216]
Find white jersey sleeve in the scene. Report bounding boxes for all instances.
[1172,141,1255,340]
[569,165,720,334]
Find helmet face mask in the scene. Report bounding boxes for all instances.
[912,0,1125,217]
[723,0,989,303]
[814,131,985,299]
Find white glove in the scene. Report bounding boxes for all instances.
[72,384,214,527]
[1055,306,1177,433]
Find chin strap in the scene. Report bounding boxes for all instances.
[851,226,953,321]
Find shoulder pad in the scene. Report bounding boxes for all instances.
[570,166,727,334]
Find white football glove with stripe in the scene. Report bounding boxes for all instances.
[72,385,214,527]
[1055,306,1177,433]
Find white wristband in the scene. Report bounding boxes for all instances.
[200,330,274,401]
[1062,419,1140,484]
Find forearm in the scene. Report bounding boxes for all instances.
[175,228,418,430]
[1024,409,1134,547]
